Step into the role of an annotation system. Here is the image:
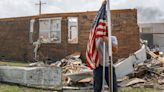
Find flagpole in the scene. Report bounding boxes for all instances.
[102,42,106,92]
[100,1,107,92]
[106,0,113,92]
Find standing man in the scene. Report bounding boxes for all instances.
[86,1,118,92]
[94,36,118,92]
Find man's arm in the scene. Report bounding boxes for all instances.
[112,44,118,54]
[102,36,118,53]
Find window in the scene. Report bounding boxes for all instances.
[141,27,153,33]
[39,18,62,43]
[30,19,35,43]
[39,19,49,43]
[68,17,78,44]
[50,19,61,43]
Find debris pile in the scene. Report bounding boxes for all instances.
[51,56,90,74]
[118,50,164,90]
[50,52,93,85]
[29,45,164,89]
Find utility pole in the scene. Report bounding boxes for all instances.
[35,0,46,15]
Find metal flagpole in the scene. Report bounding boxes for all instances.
[102,42,106,92]
[101,1,107,92]
[106,0,113,92]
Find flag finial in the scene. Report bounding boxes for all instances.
[101,0,106,4]
[103,0,107,4]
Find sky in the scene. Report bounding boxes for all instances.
[0,0,164,22]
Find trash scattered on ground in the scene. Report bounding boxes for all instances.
[29,62,45,67]
[49,52,93,85]
[118,48,164,90]
[28,46,164,90]
[119,78,146,87]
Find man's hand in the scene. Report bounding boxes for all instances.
[102,36,108,43]
[112,44,118,54]
[102,36,118,54]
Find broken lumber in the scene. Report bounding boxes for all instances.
[119,78,146,87]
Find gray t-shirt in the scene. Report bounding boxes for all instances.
[96,36,118,67]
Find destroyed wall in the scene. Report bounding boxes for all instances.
[111,9,140,60]
[0,9,140,62]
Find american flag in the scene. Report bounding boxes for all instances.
[86,2,108,69]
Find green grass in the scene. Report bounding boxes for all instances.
[0,61,163,92]
[0,83,162,92]
[0,84,22,92]
[0,61,28,67]
[0,84,52,92]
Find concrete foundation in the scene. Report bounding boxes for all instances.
[0,66,62,90]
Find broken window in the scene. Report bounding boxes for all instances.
[68,17,78,44]
[39,18,62,43]
[29,19,35,43]
[50,19,61,43]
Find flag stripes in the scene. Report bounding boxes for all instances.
[86,2,108,69]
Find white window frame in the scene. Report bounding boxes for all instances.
[39,17,62,43]
[30,19,35,43]
[68,17,78,44]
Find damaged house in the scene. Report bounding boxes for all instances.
[0,9,140,62]
[139,21,164,52]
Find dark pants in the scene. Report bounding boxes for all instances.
[93,65,118,92]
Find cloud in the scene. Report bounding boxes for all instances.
[0,0,164,22]
[0,0,37,18]
[137,7,164,22]
[111,0,164,22]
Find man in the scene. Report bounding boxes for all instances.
[94,36,118,92]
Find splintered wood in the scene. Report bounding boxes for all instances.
[51,53,91,74]
[50,52,92,85]
[118,50,164,90]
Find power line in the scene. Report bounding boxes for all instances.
[35,0,46,15]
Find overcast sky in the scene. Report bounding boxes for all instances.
[0,0,164,22]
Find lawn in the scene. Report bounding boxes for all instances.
[0,83,162,92]
[0,61,163,92]
[0,83,51,92]
[0,61,28,67]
